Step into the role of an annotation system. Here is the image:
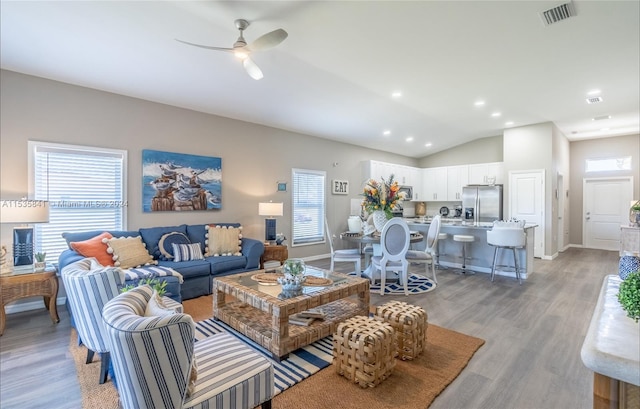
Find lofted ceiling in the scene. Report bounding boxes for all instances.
[1,1,638,158]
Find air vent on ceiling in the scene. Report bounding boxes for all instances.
[539,2,576,26]
[586,96,603,104]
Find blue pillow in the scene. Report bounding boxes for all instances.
[139,224,188,259]
[172,243,204,262]
[158,232,191,261]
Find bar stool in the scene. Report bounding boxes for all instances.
[487,226,526,284]
[453,234,475,274]
[435,233,448,269]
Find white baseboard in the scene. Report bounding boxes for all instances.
[5,297,67,315]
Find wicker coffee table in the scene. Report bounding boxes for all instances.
[213,266,370,360]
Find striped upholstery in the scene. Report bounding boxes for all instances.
[61,257,125,383]
[103,286,274,409]
[172,243,204,262]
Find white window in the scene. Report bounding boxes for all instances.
[291,168,326,246]
[585,156,632,172]
[29,141,127,263]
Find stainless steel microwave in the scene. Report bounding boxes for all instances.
[399,185,413,200]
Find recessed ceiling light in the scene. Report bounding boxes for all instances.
[383,130,391,136]
[491,112,501,117]
[505,121,514,126]
[474,101,485,106]
[405,136,414,142]
[592,115,611,121]
[391,91,402,98]
[425,143,432,147]
[587,89,601,95]
[600,128,610,131]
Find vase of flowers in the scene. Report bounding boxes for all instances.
[362,174,406,232]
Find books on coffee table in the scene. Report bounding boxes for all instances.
[288,313,315,326]
[297,308,326,319]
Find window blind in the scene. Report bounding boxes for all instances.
[29,142,127,263]
[291,168,326,246]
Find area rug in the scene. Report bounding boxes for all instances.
[273,324,485,409]
[72,296,482,408]
[348,271,436,294]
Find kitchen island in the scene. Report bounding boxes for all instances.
[405,218,536,280]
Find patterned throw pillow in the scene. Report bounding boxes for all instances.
[205,225,242,257]
[70,232,114,266]
[106,236,157,269]
[144,290,176,317]
[158,232,191,260]
[172,243,204,262]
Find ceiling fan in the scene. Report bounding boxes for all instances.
[176,19,288,80]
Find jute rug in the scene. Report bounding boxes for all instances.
[71,295,484,409]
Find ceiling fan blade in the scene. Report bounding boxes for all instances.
[175,39,233,52]
[246,28,288,52]
[243,58,264,80]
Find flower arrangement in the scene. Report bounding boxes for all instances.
[361,174,406,219]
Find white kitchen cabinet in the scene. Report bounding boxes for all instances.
[468,162,504,185]
[447,165,468,201]
[422,167,447,201]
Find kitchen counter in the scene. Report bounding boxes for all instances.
[581,275,640,408]
[405,219,536,279]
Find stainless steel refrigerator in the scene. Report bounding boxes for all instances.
[462,185,503,223]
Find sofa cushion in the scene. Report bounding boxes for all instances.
[63,230,140,248]
[107,236,157,269]
[157,259,211,279]
[139,225,188,260]
[70,232,114,266]
[207,256,247,274]
[172,243,204,262]
[205,225,242,257]
[158,232,191,260]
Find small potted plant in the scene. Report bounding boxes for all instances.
[34,252,46,272]
[618,271,640,323]
[278,258,306,291]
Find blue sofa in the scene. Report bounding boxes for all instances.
[58,223,264,301]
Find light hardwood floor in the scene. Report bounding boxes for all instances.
[0,247,620,409]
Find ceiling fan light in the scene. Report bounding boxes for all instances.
[234,50,249,60]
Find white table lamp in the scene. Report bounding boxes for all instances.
[0,200,50,267]
[258,202,283,243]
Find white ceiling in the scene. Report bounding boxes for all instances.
[1,1,638,158]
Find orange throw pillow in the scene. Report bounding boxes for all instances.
[70,232,115,266]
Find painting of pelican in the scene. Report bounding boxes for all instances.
[142,149,222,212]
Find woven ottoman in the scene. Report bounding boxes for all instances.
[332,315,395,388]
[375,301,427,360]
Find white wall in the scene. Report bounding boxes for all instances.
[0,70,418,261]
[569,134,640,245]
[418,135,503,168]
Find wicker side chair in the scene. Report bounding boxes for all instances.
[61,257,125,384]
[102,285,274,409]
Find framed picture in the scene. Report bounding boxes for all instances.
[277,182,287,192]
[331,179,349,195]
[142,149,222,212]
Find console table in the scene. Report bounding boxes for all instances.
[581,275,640,408]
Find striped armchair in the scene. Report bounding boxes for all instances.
[61,257,125,384]
[102,285,274,409]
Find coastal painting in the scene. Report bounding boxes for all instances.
[142,149,222,212]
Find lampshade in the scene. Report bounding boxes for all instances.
[258,202,283,217]
[0,200,50,224]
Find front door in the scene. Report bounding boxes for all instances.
[583,177,633,251]
[509,170,545,258]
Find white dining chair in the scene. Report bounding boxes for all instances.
[371,218,411,295]
[405,215,441,284]
[325,218,362,275]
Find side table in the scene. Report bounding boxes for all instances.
[260,244,288,269]
[0,266,60,335]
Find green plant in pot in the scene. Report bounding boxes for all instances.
[618,271,640,322]
[34,252,46,271]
